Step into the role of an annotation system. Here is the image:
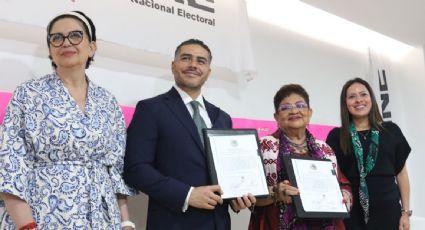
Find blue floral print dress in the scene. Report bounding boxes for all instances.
[0,74,134,229]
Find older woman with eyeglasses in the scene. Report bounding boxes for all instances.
[248,84,352,230]
[0,11,135,230]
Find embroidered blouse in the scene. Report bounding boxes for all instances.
[249,131,351,230]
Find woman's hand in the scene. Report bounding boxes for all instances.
[341,190,352,212]
[0,193,35,228]
[275,180,299,204]
[117,195,135,229]
[396,166,411,230]
[399,212,410,230]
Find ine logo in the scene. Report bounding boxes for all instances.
[378,69,392,120]
[175,0,215,13]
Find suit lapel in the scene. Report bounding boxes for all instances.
[204,98,219,128]
[164,88,205,152]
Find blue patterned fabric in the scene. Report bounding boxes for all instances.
[0,73,135,229]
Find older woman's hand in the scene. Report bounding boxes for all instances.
[276,180,299,204]
[341,190,352,212]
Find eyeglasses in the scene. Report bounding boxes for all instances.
[278,102,309,112]
[48,30,84,47]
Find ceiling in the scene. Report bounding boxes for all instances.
[301,0,425,47]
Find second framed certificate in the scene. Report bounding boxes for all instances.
[282,155,349,218]
[203,129,269,199]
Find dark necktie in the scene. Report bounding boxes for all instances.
[190,101,207,143]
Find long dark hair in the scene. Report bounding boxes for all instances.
[339,78,383,154]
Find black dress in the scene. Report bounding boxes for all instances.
[326,121,411,230]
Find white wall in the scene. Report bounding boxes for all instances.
[1,16,425,229]
[392,47,425,227]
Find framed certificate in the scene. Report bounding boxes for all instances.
[282,155,349,218]
[203,129,269,199]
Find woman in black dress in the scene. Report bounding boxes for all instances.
[326,78,411,230]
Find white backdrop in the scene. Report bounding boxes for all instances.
[0,2,424,229]
[367,48,395,121]
[0,0,256,79]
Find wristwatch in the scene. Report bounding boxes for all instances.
[401,209,413,217]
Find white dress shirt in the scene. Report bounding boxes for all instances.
[174,85,212,212]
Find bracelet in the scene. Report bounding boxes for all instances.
[270,191,277,205]
[121,220,135,229]
[18,221,37,230]
[401,209,413,217]
[269,185,280,206]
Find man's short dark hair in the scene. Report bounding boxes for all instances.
[174,39,212,63]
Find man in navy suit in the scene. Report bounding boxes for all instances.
[124,39,255,230]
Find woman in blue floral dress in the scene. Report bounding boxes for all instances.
[0,11,135,230]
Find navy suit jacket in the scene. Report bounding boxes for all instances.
[124,87,233,230]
